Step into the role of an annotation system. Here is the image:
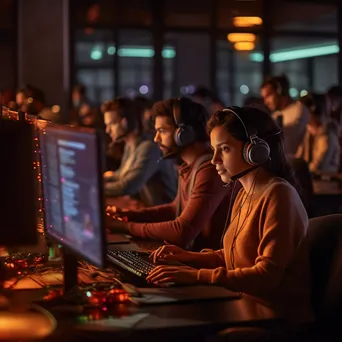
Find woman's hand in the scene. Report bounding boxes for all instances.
[146,265,198,285]
[106,213,129,233]
[150,245,192,263]
[104,170,115,179]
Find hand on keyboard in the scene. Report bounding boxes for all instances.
[146,265,198,285]
[150,245,193,264]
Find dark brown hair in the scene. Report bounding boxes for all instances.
[151,97,210,142]
[260,74,290,96]
[207,106,296,186]
[101,97,143,133]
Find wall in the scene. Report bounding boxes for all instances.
[18,0,69,119]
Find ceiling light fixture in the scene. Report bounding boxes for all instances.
[249,43,339,63]
[227,33,256,43]
[233,16,263,27]
[234,42,255,51]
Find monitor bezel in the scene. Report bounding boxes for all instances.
[39,123,107,269]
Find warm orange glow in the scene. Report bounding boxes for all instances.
[234,42,256,51]
[227,33,256,43]
[0,311,56,340]
[233,16,263,27]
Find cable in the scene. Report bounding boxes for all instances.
[230,180,256,269]
[219,179,254,261]
[229,169,259,269]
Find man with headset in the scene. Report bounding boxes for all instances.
[103,97,177,207]
[107,97,240,251]
[260,75,309,156]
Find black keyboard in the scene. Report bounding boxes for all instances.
[107,250,155,279]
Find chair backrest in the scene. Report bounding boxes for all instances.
[308,214,342,328]
[292,158,313,214]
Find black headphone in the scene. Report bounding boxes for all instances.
[222,106,276,166]
[173,98,197,146]
[275,79,283,95]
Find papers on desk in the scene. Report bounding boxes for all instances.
[76,312,149,331]
[131,285,241,305]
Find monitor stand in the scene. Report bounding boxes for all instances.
[62,247,78,294]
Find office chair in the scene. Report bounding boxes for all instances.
[291,158,313,216]
[210,214,342,342]
[308,214,342,337]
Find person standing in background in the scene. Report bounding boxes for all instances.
[260,75,309,156]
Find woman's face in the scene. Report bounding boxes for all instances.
[210,126,249,183]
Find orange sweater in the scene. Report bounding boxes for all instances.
[197,177,314,325]
[125,154,241,250]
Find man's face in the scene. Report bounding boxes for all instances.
[307,114,322,136]
[142,109,152,131]
[260,84,279,112]
[154,116,177,157]
[104,111,126,142]
[16,92,26,106]
[210,126,248,184]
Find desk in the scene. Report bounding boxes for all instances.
[69,296,278,342]
[312,180,342,216]
[313,180,342,196]
[7,288,278,342]
[3,235,280,342]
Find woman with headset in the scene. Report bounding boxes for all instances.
[147,106,314,327]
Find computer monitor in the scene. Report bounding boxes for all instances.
[0,119,37,246]
[39,124,106,283]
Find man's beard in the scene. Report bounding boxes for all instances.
[110,124,126,142]
[158,143,180,159]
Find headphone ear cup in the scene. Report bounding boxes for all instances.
[174,127,182,146]
[243,138,270,166]
[174,125,196,147]
[242,142,252,165]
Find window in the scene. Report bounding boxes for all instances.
[74,29,115,105]
[165,32,211,97]
[217,39,262,106]
[265,37,338,98]
[117,30,153,97]
[272,1,337,33]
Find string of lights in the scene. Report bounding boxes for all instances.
[0,106,47,234]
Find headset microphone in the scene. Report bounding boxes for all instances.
[114,134,127,142]
[223,165,258,187]
[157,151,177,163]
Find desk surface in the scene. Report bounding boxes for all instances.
[8,288,278,342]
[313,180,342,196]
[4,234,280,341]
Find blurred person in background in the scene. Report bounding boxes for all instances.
[70,84,101,128]
[21,86,61,123]
[297,93,340,173]
[71,84,88,110]
[326,85,342,126]
[192,86,224,116]
[101,100,125,172]
[260,75,309,156]
[103,97,177,206]
[0,89,15,108]
[16,88,27,109]
[134,95,155,140]
[243,96,270,114]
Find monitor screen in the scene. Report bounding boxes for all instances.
[39,125,105,268]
